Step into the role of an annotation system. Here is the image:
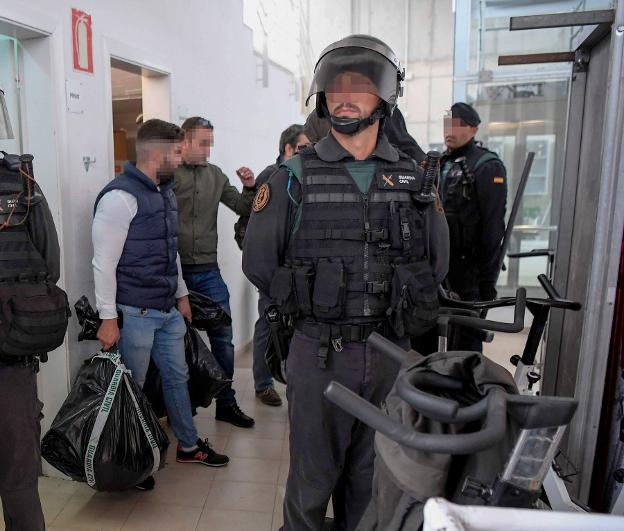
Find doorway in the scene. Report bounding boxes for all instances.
[109,58,171,174]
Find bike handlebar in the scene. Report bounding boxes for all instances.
[439,288,526,334]
[536,274,582,311]
[324,382,508,454]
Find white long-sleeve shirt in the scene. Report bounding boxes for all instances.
[92,189,188,319]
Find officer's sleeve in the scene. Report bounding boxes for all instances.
[255,164,279,188]
[242,168,299,295]
[475,160,508,295]
[425,196,450,284]
[219,167,257,216]
[27,185,61,283]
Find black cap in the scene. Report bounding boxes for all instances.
[451,102,480,126]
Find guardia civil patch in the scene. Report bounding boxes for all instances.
[253,183,271,212]
[377,172,419,191]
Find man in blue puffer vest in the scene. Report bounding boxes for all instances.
[93,119,229,492]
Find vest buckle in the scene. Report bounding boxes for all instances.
[331,337,343,352]
[401,221,411,241]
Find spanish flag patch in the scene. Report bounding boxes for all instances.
[493,176,505,184]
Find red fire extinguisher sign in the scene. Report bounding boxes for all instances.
[72,8,93,74]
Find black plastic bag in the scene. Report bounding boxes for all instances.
[74,296,123,341]
[41,350,169,491]
[188,290,231,332]
[143,326,231,418]
[74,296,100,341]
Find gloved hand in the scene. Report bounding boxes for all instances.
[479,282,498,301]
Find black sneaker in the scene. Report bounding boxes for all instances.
[176,438,229,467]
[134,475,155,491]
[216,404,255,428]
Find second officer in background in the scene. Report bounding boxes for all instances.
[441,103,507,350]
[243,35,448,531]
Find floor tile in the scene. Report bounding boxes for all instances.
[225,437,283,461]
[138,464,215,507]
[52,492,137,530]
[205,480,277,513]
[196,509,273,531]
[121,501,202,531]
[215,457,280,484]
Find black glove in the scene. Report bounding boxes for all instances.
[479,282,498,301]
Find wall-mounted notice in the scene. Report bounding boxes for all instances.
[72,8,93,74]
[66,79,84,113]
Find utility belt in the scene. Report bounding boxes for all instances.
[294,319,390,369]
[0,352,39,371]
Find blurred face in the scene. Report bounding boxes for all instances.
[444,115,478,150]
[284,132,310,160]
[182,127,214,164]
[156,140,183,183]
[325,71,381,122]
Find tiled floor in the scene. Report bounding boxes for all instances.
[1,324,529,531]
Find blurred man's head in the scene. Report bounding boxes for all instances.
[136,119,184,184]
[181,117,214,165]
[444,102,480,150]
[325,71,382,126]
[279,124,309,161]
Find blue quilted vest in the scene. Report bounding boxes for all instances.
[94,162,178,311]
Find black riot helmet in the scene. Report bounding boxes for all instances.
[306,35,405,135]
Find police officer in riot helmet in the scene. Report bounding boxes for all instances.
[441,102,507,351]
[0,141,68,528]
[243,35,449,531]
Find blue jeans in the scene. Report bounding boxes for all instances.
[117,304,198,448]
[183,268,236,410]
[252,293,274,391]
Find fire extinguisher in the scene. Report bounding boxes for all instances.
[75,14,89,70]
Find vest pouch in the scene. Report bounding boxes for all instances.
[387,261,439,338]
[312,259,346,320]
[293,266,314,315]
[269,267,298,315]
[0,283,70,356]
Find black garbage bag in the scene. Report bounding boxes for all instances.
[143,325,231,418]
[41,350,169,491]
[74,296,123,341]
[74,296,100,341]
[188,290,231,332]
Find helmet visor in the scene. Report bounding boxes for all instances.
[306,47,400,107]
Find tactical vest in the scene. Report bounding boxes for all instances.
[0,163,70,358]
[94,165,179,311]
[0,167,48,281]
[441,149,500,262]
[269,147,439,342]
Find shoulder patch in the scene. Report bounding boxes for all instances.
[493,176,505,184]
[253,183,271,212]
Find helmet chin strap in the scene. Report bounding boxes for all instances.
[329,105,386,136]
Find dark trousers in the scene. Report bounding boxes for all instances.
[252,293,274,391]
[0,362,45,531]
[451,289,483,353]
[283,330,404,531]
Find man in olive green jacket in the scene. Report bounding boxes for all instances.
[174,116,256,428]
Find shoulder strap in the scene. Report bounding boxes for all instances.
[280,154,303,185]
[474,151,501,171]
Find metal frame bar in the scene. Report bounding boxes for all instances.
[509,10,614,31]
[498,52,575,66]
[570,0,624,502]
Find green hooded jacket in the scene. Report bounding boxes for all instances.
[174,162,256,266]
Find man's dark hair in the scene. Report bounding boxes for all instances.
[279,124,304,157]
[181,116,214,133]
[137,119,184,145]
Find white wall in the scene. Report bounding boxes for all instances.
[0,0,302,440]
